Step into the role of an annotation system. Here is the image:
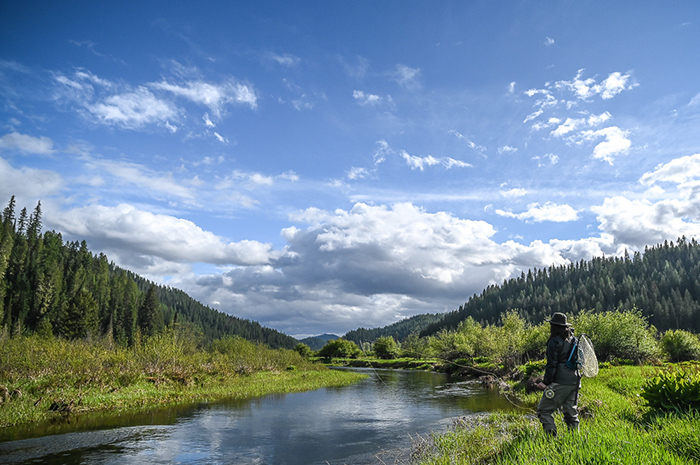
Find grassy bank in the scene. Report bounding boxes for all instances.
[0,332,366,430]
[412,363,700,464]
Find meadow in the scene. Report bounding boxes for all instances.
[0,329,366,430]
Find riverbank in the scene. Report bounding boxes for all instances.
[0,333,366,432]
[412,363,700,464]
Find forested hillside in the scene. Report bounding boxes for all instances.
[421,237,700,337]
[344,313,443,346]
[0,197,297,349]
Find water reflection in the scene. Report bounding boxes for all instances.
[0,368,515,464]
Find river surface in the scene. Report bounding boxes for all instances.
[0,368,515,464]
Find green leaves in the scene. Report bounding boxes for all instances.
[640,368,700,412]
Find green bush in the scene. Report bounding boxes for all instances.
[661,330,700,362]
[640,368,700,412]
[373,336,401,359]
[317,338,362,359]
[573,309,661,363]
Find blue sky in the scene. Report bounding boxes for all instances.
[2,1,700,337]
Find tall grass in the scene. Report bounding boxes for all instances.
[0,331,365,429]
[414,364,700,464]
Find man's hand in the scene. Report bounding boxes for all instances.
[536,382,547,391]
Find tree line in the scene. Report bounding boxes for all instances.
[0,197,297,349]
[420,236,700,338]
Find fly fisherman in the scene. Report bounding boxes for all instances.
[535,312,581,436]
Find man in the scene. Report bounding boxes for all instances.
[535,312,581,436]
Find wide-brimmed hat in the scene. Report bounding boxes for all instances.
[546,312,572,327]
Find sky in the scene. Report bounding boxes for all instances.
[2,1,700,338]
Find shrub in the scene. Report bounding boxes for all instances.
[317,339,362,359]
[661,330,700,362]
[373,336,401,359]
[640,368,700,412]
[573,309,661,363]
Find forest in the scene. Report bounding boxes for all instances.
[418,236,700,338]
[0,196,297,349]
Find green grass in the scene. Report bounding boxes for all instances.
[0,334,366,429]
[414,364,700,464]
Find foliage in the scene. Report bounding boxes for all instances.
[661,329,700,362]
[294,342,312,358]
[317,338,362,359]
[640,368,700,412]
[0,196,297,349]
[373,336,401,359]
[421,237,700,337]
[573,309,661,362]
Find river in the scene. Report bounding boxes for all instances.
[0,368,516,464]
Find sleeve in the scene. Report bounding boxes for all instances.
[542,337,560,385]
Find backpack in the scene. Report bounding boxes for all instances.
[565,336,582,370]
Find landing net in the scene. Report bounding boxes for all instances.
[579,333,598,378]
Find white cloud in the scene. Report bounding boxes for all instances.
[544,37,555,46]
[500,188,528,198]
[400,151,471,171]
[580,126,631,163]
[401,151,439,170]
[593,196,700,249]
[0,157,63,200]
[496,202,579,222]
[550,112,610,138]
[0,132,54,154]
[151,79,258,116]
[640,153,700,186]
[353,90,381,105]
[49,203,275,266]
[86,86,179,129]
[556,69,635,101]
[498,145,518,154]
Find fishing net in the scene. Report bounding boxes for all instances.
[578,334,598,378]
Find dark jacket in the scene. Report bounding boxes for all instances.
[543,334,581,386]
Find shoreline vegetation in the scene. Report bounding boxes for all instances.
[0,329,366,436]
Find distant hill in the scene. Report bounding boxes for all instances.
[0,197,297,349]
[420,237,700,337]
[299,333,339,350]
[343,313,444,345]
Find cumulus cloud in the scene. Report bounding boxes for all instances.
[640,153,700,186]
[496,202,579,222]
[580,126,631,163]
[592,153,700,249]
[0,132,54,154]
[48,203,275,266]
[0,157,63,200]
[174,202,623,335]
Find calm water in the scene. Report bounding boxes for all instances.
[0,368,515,464]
